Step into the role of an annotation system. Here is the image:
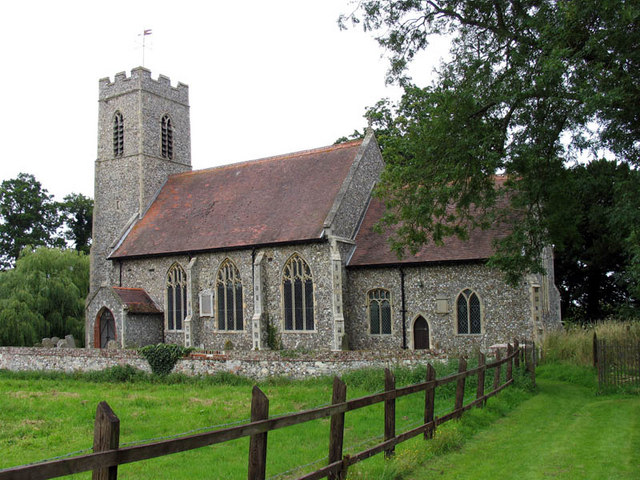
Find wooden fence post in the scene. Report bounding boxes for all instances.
[328,377,347,480]
[514,339,520,369]
[424,363,436,440]
[526,342,536,387]
[593,332,598,368]
[493,350,502,392]
[92,401,120,480]
[476,352,485,408]
[384,369,396,458]
[248,386,269,480]
[506,344,513,382]
[454,357,467,418]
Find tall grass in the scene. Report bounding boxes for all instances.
[541,319,640,366]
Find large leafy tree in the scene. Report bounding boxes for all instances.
[0,247,89,346]
[59,193,93,254]
[341,1,640,284]
[0,173,64,269]
[553,160,640,321]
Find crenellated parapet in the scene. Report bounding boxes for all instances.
[99,67,189,105]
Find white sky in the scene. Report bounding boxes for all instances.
[0,0,446,201]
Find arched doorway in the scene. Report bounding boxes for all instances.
[413,316,430,350]
[95,308,116,348]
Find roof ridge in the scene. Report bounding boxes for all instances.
[174,139,364,178]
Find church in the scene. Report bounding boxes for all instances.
[85,68,562,353]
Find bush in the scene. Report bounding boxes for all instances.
[139,343,192,376]
[85,364,147,382]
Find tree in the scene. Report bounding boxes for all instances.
[340,1,640,284]
[552,160,640,321]
[0,247,89,346]
[59,193,93,254]
[0,173,64,269]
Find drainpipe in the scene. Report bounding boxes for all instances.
[400,267,407,349]
[251,248,256,289]
[118,261,122,287]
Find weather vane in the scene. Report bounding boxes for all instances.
[139,29,152,67]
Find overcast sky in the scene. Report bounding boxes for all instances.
[0,0,446,201]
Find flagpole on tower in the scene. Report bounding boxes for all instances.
[140,29,152,67]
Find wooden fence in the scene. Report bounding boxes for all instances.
[594,333,640,390]
[0,341,534,480]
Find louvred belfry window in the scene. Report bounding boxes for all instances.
[456,289,482,334]
[113,111,124,157]
[166,264,187,331]
[216,259,243,331]
[282,254,314,331]
[368,289,392,334]
[161,114,173,159]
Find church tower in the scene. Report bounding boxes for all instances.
[90,67,191,292]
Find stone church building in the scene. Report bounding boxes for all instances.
[86,68,561,353]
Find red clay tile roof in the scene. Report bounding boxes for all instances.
[348,196,509,267]
[113,287,162,314]
[111,140,364,258]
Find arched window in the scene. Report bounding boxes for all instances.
[282,253,314,331]
[456,289,482,334]
[113,111,124,157]
[161,114,173,159]
[166,264,187,330]
[368,288,391,334]
[216,259,243,330]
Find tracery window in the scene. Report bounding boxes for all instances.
[113,111,124,157]
[368,288,391,335]
[456,289,482,334]
[282,253,314,331]
[166,263,187,331]
[216,259,243,330]
[161,114,173,159]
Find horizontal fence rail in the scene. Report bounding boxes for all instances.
[0,341,534,480]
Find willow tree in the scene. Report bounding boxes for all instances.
[0,247,89,346]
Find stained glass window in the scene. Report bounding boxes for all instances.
[166,264,187,330]
[216,260,243,330]
[282,254,314,330]
[456,289,482,334]
[368,289,391,335]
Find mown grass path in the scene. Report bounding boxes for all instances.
[407,378,640,479]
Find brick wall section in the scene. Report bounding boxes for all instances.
[0,348,449,380]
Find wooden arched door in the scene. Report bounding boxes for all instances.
[95,309,116,348]
[413,316,430,350]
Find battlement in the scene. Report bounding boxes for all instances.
[99,67,189,104]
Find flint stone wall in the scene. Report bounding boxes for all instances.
[346,262,534,353]
[116,242,337,352]
[0,347,451,379]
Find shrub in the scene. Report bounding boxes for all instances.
[139,343,192,376]
[85,364,147,382]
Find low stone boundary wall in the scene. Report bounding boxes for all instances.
[0,347,447,379]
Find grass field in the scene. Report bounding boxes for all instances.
[6,359,629,480]
[368,364,640,480]
[1,361,520,479]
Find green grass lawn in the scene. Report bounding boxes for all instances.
[382,365,640,480]
[1,362,564,480]
[1,363,494,479]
